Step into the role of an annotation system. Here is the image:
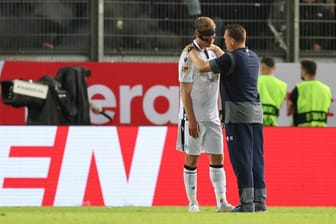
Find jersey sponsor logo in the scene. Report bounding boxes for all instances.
[181,66,189,72]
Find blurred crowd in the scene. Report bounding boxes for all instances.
[0,0,88,51]
[0,0,335,53]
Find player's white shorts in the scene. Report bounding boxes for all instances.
[176,119,223,155]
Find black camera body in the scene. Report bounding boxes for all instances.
[1,66,91,125]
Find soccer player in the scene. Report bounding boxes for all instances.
[176,16,234,213]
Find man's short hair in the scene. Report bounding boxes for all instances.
[224,24,246,43]
[301,60,317,76]
[261,57,275,68]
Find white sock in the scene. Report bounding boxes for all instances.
[184,167,197,204]
[210,166,228,207]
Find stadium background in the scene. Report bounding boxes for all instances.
[0,0,336,207]
[0,0,335,62]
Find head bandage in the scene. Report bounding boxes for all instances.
[198,29,216,42]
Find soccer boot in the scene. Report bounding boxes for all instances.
[216,203,235,212]
[188,202,200,213]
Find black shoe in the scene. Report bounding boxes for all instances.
[255,204,268,212]
[231,205,242,212]
[231,204,255,213]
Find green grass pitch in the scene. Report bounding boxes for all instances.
[0,206,335,224]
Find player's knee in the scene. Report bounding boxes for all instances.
[185,155,199,167]
[209,154,223,165]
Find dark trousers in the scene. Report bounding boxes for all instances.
[225,123,265,190]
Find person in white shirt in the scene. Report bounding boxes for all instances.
[176,16,234,213]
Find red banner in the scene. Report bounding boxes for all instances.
[0,61,179,125]
[0,126,335,206]
[1,61,336,126]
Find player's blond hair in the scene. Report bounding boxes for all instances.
[194,16,216,32]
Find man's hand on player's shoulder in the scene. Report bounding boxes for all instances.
[208,44,224,57]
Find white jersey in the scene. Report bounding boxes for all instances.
[178,41,220,122]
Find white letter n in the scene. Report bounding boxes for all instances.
[54,126,167,206]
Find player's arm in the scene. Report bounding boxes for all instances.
[184,44,224,73]
[187,47,211,73]
[180,83,200,138]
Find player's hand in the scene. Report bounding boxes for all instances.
[188,120,200,138]
[219,117,224,129]
[220,121,224,130]
[209,43,221,50]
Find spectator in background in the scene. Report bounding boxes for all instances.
[258,57,287,126]
[287,60,331,126]
[300,0,335,51]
